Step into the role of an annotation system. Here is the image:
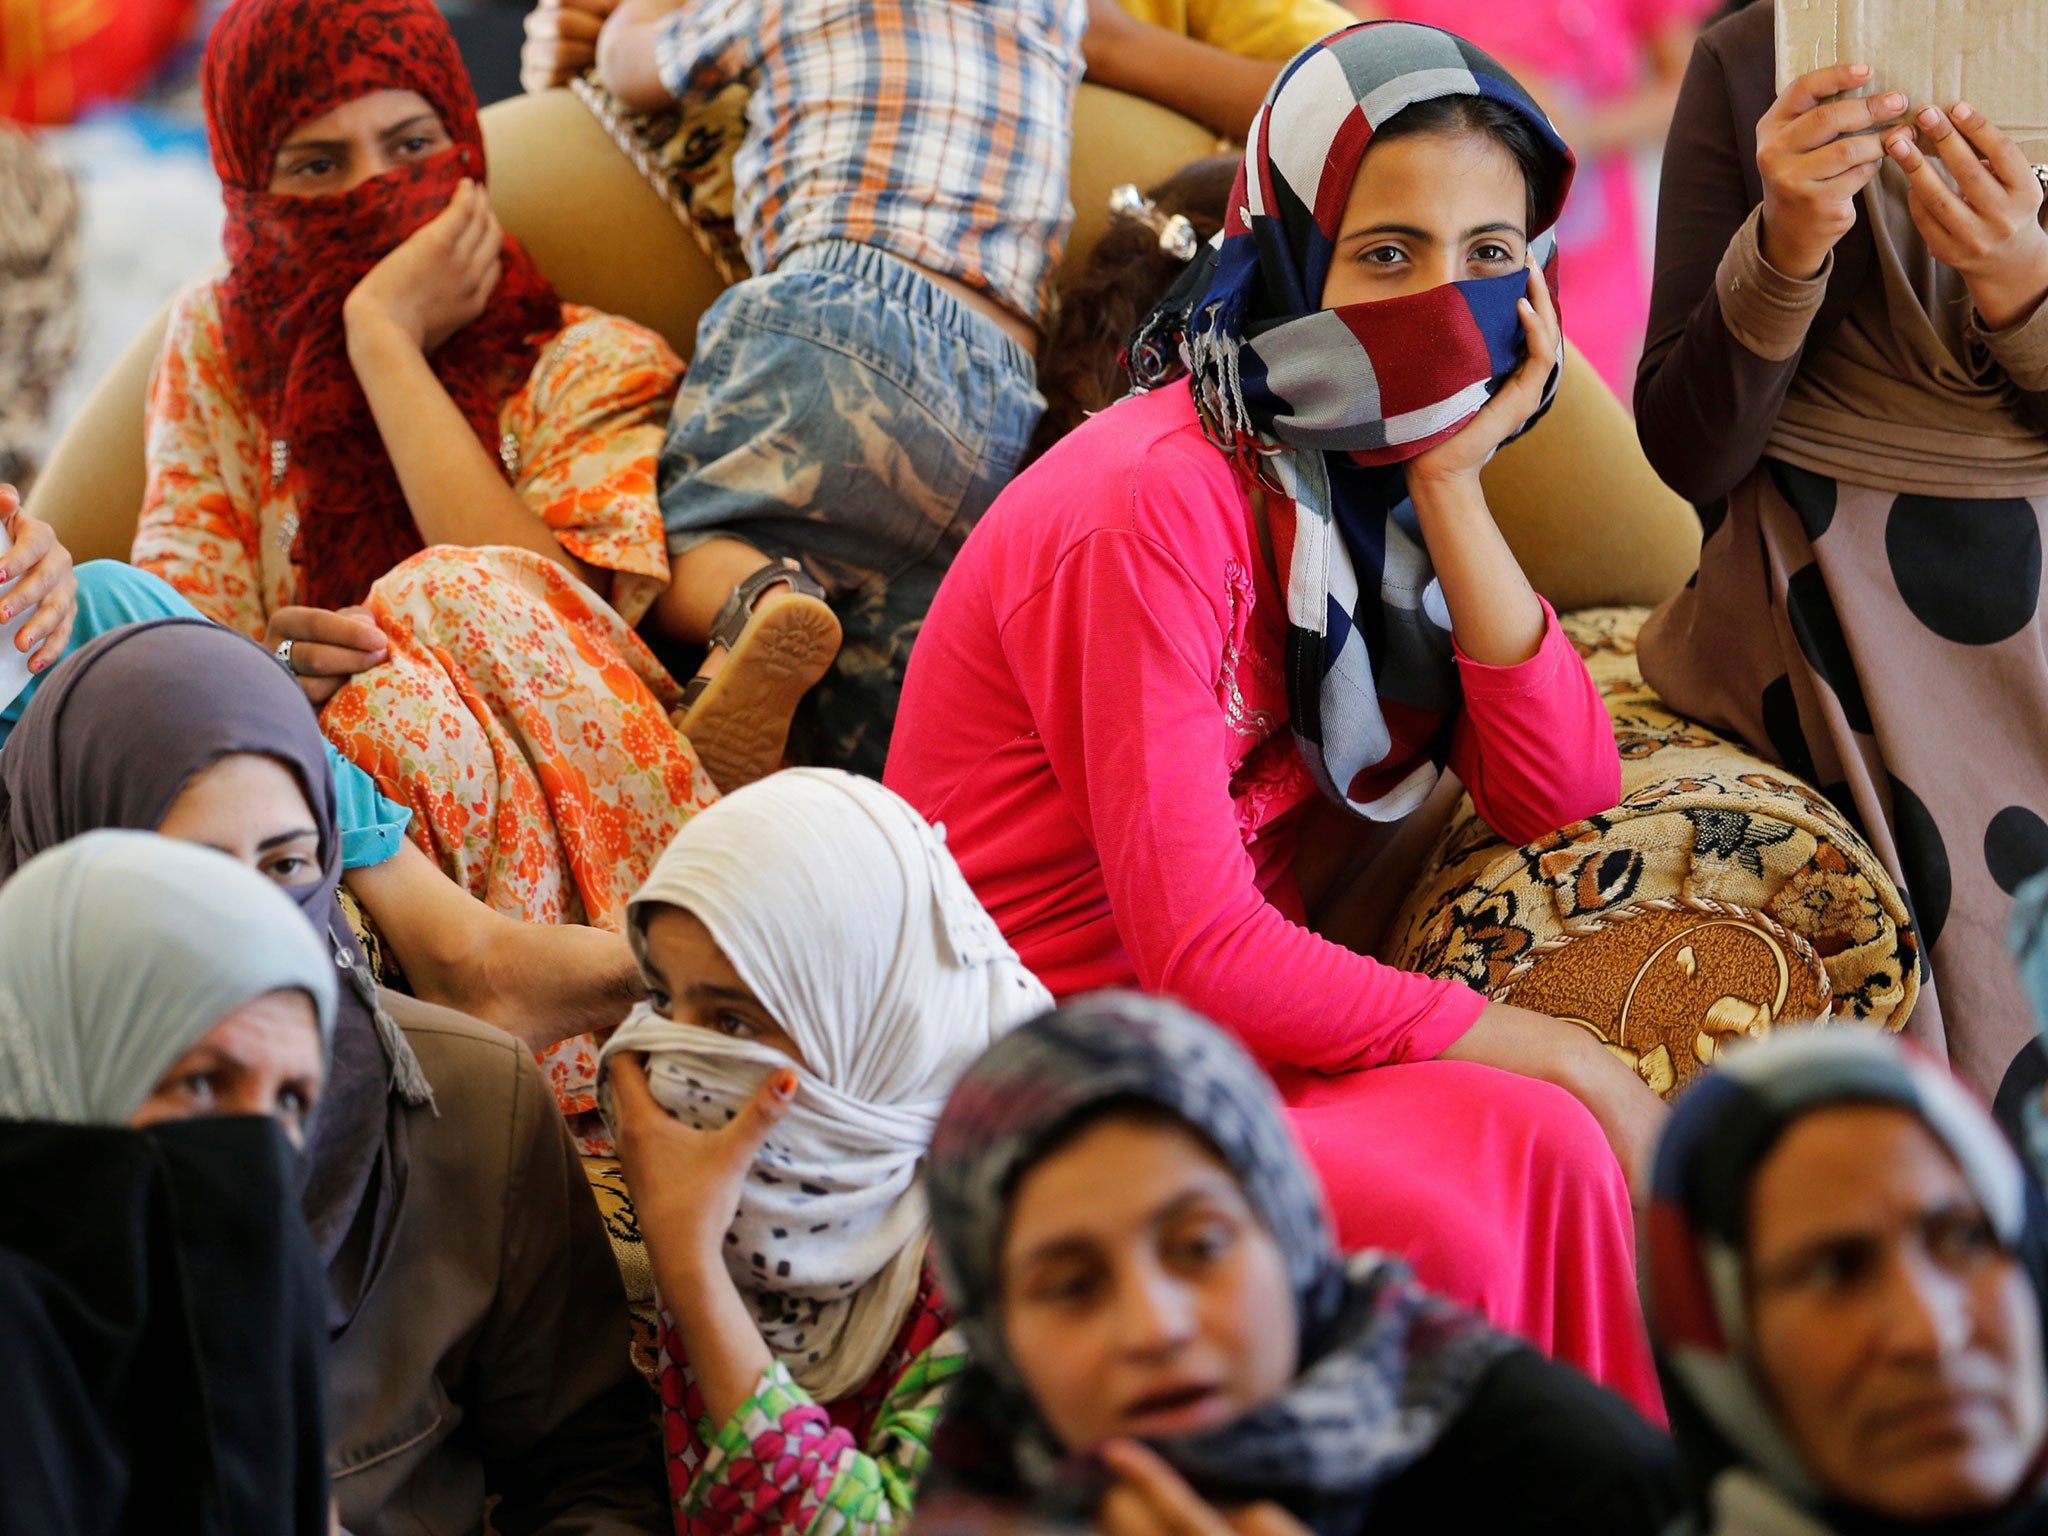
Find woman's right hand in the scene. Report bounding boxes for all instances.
[265,605,389,707]
[1441,1002,1666,1204]
[342,180,503,357]
[1097,1440,1313,1536]
[1755,64,1903,280]
[608,1052,796,1270]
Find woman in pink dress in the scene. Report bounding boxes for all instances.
[1359,0,1714,396]
[887,22,1662,1416]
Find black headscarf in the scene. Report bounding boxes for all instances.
[919,992,1516,1536]
[0,618,432,1327]
[0,1115,331,1534]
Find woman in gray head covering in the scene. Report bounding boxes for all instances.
[0,828,340,1534]
[0,828,336,1134]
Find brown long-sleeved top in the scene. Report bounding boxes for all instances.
[1635,1,2048,504]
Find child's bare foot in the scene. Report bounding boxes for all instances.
[678,560,840,792]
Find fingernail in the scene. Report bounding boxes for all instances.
[1850,63,1871,78]
[772,1069,797,1098]
[1953,101,1974,122]
[1889,135,1912,158]
[1882,93,1905,114]
[1919,106,1942,127]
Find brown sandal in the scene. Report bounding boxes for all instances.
[676,560,840,793]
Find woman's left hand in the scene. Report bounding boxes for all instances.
[608,1051,796,1269]
[1097,1440,1314,1536]
[1406,260,1561,492]
[1886,104,2048,330]
[0,487,78,675]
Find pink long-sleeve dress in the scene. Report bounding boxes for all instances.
[885,380,1658,1416]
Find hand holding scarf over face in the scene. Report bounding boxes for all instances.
[599,769,1052,1403]
[202,0,562,613]
[1135,22,1574,823]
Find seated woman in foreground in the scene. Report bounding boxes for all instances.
[1646,1028,2048,1534]
[0,619,668,1536]
[0,830,335,1535]
[598,769,1052,1535]
[886,20,1660,1410]
[133,0,737,1130]
[915,993,1681,1536]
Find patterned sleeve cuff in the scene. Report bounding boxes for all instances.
[1715,207,1830,363]
[683,1360,851,1524]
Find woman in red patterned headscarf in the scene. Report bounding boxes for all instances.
[131,0,729,1148]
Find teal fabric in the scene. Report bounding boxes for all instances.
[1,562,410,869]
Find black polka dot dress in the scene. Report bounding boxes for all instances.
[1639,459,2048,1101]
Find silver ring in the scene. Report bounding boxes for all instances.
[274,637,297,676]
[2035,164,2048,194]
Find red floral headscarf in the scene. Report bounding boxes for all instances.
[203,0,562,612]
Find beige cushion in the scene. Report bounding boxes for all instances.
[28,83,1703,606]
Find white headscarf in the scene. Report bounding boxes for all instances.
[0,830,339,1124]
[600,769,1051,1402]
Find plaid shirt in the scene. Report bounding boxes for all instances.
[654,0,1084,326]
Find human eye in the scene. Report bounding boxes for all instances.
[261,853,313,884]
[647,988,674,1018]
[1357,243,1406,267]
[1167,1214,1239,1273]
[173,1072,219,1110]
[1789,1239,1875,1294]
[713,1010,760,1040]
[1471,241,1516,265]
[1029,1261,1104,1308]
[289,155,340,183]
[1926,1209,2001,1268]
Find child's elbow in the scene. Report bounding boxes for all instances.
[594,14,671,112]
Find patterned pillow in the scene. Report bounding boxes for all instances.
[1386,607,1917,1097]
[570,72,752,287]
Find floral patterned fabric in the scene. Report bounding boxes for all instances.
[658,1267,961,1536]
[1386,607,1916,1097]
[134,280,717,1141]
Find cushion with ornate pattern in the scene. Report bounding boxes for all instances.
[1384,607,1916,1096]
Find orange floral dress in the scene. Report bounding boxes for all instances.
[135,280,720,1140]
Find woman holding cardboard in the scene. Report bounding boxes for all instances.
[1635,3,2048,1108]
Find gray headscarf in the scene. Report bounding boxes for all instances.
[922,993,1517,1536]
[0,829,337,1123]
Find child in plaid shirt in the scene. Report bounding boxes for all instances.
[526,0,1084,786]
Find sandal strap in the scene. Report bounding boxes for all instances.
[707,560,827,652]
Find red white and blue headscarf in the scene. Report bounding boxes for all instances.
[1645,1029,2048,1534]
[1141,22,1572,822]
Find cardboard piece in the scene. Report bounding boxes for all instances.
[1776,0,2048,155]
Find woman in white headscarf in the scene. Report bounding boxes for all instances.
[0,827,336,1132]
[599,768,1053,1536]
